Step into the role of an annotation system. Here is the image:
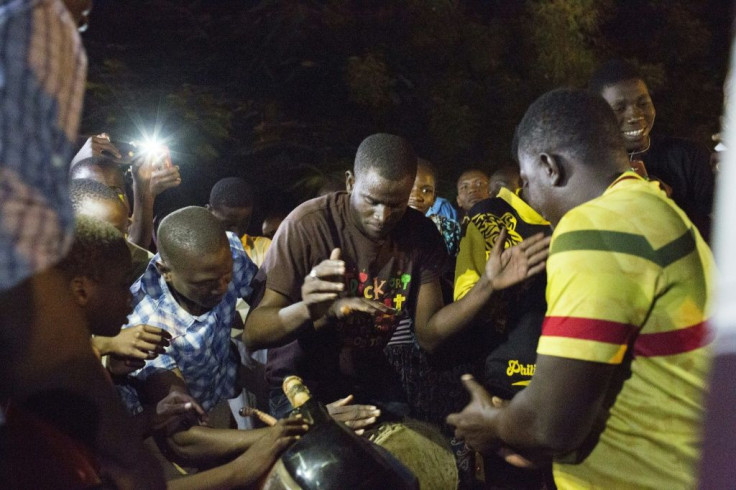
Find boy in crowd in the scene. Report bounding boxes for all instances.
[207,176,271,267]
[70,151,181,250]
[409,158,461,257]
[488,164,522,198]
[456,168,491,217]
[62,215,304,487]
[69,178,152,284]
[244,133,548,422]
[454,164,552,488]
[118,206,369,469]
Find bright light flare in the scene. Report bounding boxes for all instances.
[132,137,167,160]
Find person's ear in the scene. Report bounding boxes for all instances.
[345,171,355,193]
[70,276,90,307]
[539,153,564,186]
[156,260,172,281]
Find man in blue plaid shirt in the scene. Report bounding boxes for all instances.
[115,206,306,463]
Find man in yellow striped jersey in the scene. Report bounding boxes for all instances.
[447,88,714,489]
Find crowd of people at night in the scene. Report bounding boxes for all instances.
[0,1,720,489]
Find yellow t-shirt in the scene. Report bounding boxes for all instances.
[241,234,272,268]
[538,172,714,489]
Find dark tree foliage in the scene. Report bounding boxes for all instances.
[80,0,731,217]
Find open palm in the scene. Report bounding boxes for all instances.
[485,228,551,290]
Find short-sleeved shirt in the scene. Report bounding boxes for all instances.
[454,188,551,398]
[263,192,447,405]
[538,172,714,489]
[0,0,87,291]
[118,232,257,414]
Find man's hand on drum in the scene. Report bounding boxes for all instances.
[235,417,309,485]
[326,394,381,436]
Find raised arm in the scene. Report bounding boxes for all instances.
[128,150,181,249]
[417,229,550,353]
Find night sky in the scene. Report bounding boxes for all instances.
[79,0,733,232]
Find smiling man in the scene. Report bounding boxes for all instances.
[589,59,715,241]
[447,88,714,489]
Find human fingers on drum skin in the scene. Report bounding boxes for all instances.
[326,395,381,430]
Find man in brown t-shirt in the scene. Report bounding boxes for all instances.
[244,133,448,417]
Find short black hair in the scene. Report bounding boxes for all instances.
[69,156,120,179]
[157,206,228,270]
[457,168,489,183]
[69,178,121,212]
[57,215,130,281]
[515,88,625,166]
[417,158,437,181]
[354,133,417,180]
[588,59,643,95]
[209,177,254,209]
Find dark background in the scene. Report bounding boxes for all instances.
[80,0,733,233]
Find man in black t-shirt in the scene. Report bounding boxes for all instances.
[589,59,715,241]
[244,133,550,433]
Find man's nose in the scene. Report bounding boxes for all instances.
[374,205,391,224]
[625,104,644,120]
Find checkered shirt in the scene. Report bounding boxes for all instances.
[117,232,257,414]
[0,0,87,291]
